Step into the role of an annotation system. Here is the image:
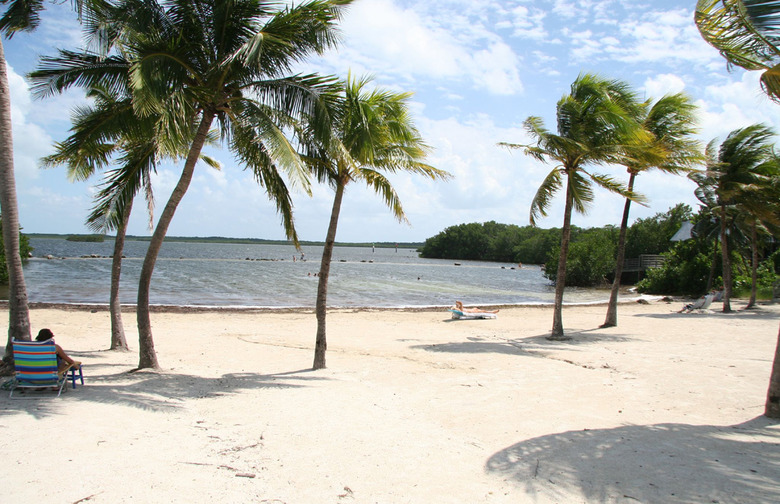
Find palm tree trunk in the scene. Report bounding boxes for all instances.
[110,199,132,351]
[0,39,31,363]
[603,172,635,328]
[719,204,732,312]
[706,239,718,292]
[551,178,574,340]
[766,322,780,418]
[313,178,346,370]
[747,222,758,309]
[136,111,215,370]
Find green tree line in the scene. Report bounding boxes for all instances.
[420,204,692,283]
[420,201,779,297]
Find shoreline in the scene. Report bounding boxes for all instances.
[0,294,672,314]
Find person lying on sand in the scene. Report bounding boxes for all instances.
[455,301,499,314]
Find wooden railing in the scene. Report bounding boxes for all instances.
[623,254,665,273]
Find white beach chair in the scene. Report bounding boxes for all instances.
[681,293,714,313]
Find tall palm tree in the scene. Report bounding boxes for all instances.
[30,0,351,369]
[42,87,149,352]
[701,124,776,312]
[42,85,218,350]
[602,93,702,327]
[0,0,108,367]
[696,0,780,419]
[500,73,648,340]
[306,75,449,369]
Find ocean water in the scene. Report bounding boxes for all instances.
[21,237,612,308]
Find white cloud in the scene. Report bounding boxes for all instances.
[315,0,524,96]
[695,71,779,144]
[615,9,718,65]
[643,73,687,98]
[472,42,524,95]
[508,5,548,41]
[7,65,54,180]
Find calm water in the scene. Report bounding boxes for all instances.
[21,238,611,308]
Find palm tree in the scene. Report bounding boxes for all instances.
[690,170,726,292]
[602,93,702,327]
[730,156,780,308]
[696,0,780,419]
[0,0,109,368]
[42,85,218,351]
[41,87,148,352]
[307,75,449,369]
[701,125,776,312]
[500,74,648,340]
[31,0,351,369]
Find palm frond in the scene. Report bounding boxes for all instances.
[28,51,130,100]
[530,168,563,226]
[360,168,409,224]
[0,0,44,37]
[696,0,780,101]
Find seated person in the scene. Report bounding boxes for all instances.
[455,300,499,314]
[36,328,81,377]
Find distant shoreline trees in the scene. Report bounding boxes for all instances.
[419,202,779,298]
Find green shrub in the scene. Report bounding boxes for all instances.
[544,228,618,287]
[733,259,778,300]
[636,240,712,296]
[0,223,33,285]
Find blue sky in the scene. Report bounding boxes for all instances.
[4,0,778,243]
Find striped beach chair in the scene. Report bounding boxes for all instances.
[9,339,69,398]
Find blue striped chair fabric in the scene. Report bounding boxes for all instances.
[10,339,68,397]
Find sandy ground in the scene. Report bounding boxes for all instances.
[1,299,779,504]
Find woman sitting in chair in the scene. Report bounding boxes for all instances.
[36,328,80,376]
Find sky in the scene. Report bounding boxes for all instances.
[3,0,779,243]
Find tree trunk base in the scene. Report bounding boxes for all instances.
[0,359,13,377]
[546,335,572,341]
[767,394,780,419]
[600,322,617,328]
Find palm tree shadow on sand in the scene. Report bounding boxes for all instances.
[486,417,780,503]
[1,366,325,419]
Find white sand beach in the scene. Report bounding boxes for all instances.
[2,300,779,503]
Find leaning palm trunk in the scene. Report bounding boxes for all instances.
[313,178,346,370]
[551,181,574,340]
[0,39,30,362]
[766,324,780,418]
[109,199,132,351]
[719,204,732,312]
[136,112,215,369]
[603,172,636,327]
[706,240,718,292]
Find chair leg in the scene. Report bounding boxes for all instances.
[69,365,83,389]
